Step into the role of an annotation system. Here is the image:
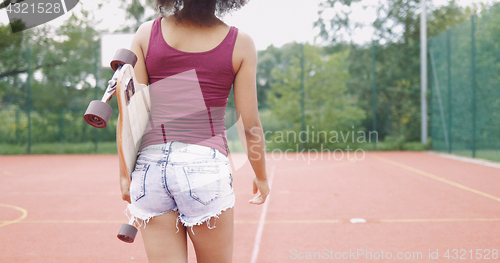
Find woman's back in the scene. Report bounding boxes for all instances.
[138,17,239,155]
[160,16,233,53]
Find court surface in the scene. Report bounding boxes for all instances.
[1,151,499,262]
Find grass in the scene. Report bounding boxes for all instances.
[0,142,117,155]
[434,149,500,163]
[1,141,498,164]
[0,141,431,155]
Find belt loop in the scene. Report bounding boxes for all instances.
[212,148,216,159]
[164,142,169,155]
[166,142,173,164]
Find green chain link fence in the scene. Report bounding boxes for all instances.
[0,105,119,154]
[429,7,500,162]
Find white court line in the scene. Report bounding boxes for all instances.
[250,165,276,263]
[427,151,500,169]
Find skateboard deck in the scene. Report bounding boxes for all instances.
[83,49,146,243]
[115,63,151,184]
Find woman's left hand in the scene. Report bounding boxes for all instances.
[120,175,131,203]
[249,177,270,205]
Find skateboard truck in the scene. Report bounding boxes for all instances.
[117,217,139,243]
[84,49,138,128]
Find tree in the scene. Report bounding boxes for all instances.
[0,11,104,109]
[314,0,478,142]
[0,23,28,104]
[0,9,117,144]
[118,0,156,32]
[267,43,365,149]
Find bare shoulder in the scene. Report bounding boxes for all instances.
[233,29,257,73]
[137,20,154,33]
[234,30,256,56]
[132,20,155,51]
[130,20,155,84]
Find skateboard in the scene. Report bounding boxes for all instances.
[84,48,151,243]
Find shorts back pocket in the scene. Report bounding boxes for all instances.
[131,163,150,201]
[184,165,222,205]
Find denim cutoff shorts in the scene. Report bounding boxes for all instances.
[127,141,235,229]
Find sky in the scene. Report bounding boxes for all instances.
[0,0,496,51]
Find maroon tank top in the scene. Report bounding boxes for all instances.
[139,17,238,155]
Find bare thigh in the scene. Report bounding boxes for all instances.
[188,208,234,263]
[140,211,188,263]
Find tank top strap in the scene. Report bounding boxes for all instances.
[148,17,164,49]
[224,26,239,56]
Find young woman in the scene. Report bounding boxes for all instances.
[120,0,270,262]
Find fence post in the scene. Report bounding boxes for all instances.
[372,41,377,149]
[27,47,32,154]
[15,108,20,144]
[300,43,306,149]
[94,45,99,153]
[471,15,477,158]
[421,0,428,146]
[446,29,452,153]
[58,107,63,142]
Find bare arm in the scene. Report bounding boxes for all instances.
[130,21,152,85]
[233,31,269,205]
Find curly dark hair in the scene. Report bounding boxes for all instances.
[156,0,248,26]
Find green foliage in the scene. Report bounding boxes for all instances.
[312,0,489,144]
[0,22,31,105]
[265,43,365,149]
[315,0,363,43]
[0,1,153,152]
[256,45,281,108]
[0,8,120,148]
[427,0,476,37]
[0,10,109,109]
[119,0,156,32]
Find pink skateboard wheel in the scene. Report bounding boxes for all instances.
[83,100,113,128]
[110,49,138,71]
[117,223,138,243]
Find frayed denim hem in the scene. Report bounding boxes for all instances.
[125,204,177,229]
[178,199,235,235]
